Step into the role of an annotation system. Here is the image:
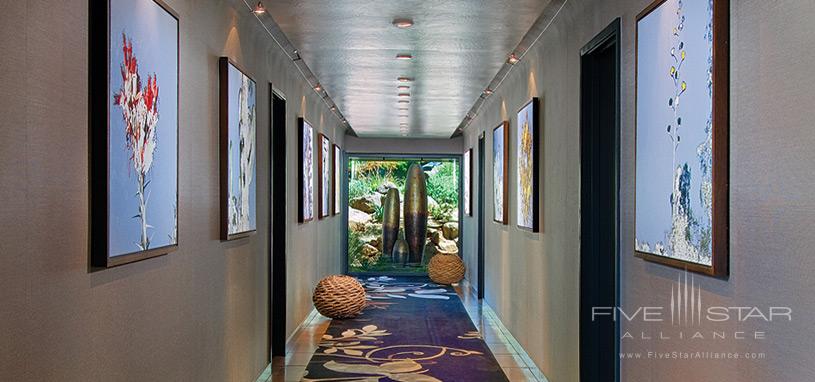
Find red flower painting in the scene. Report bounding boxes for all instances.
[113,33,160,250]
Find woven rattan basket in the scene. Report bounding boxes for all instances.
[312,275,367,319]
[428,253,465,285]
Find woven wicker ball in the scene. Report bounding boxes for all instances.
[428,254,465,285]
[312,275,367,319]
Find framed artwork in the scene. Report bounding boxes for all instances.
[493,121,509,224]
[635,0,729,276]
[318,133,331,219]
[298,118,315,222]
[516,99,540,232]
[89,0,179,268]
[219,57,257,240]
[333,144,342,216]
[463,149,472,216]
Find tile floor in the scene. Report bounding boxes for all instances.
[256,281,547,382]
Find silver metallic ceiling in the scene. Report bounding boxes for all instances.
[266,0,552,138]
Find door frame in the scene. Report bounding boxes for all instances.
[578,18,621,382]
[477,132,486,299]
[343,153,464,277]
[269,85,287,358]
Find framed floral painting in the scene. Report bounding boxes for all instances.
[90,0,179,268]
[493,121,509,225]
[318,133,331,219]
[219,57,257,240]
[516,99,540,232]
[299,118,315,223]
[635,0,729,276]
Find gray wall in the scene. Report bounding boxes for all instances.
[345,136,463,155]
[0,0,344,380]
[460,0,815,381]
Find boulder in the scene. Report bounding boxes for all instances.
[427,218,443,230]
[422,243,437,265]
[436,239,459,255]
[349,208,371,232]
[431,230,444,245]
[449,208,459,222]
[361,244,380,263]
[442,222,459,240]
[350,194,382,214]
[377,181,398,194]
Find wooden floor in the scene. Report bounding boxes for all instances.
[256,280,547,382]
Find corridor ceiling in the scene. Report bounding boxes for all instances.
[265,0,552,138]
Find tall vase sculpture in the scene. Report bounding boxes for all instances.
[382,187,400,262]
[403,163,428,264]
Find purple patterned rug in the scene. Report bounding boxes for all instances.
[302,277,509,382]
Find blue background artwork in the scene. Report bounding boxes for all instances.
[493,124,505,221]
[636,0,713,264]
[109,0,178,257]
[227,63,257,234]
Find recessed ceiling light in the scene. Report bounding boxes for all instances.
[398,93,410,97]
[397,85,410,91]
[330,106,336,111]
[398,100,410,103]
[252,2,266,15]
[507,53,520,65]
[399,108,408,111]
[313,83,322,92]
[483,88,493,96]
[396,53,413,60]
[392,18,414,29]
[397,77,412,83]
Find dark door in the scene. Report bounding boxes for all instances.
[579,19,620,382]
[477,133,486,299]
[270,88,287,358]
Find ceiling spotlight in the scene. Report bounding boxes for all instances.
[398,100,410,103]
[330,106,336,111]
[397,85,410,91]
[398,93,410,97]
[252,2,266,15]
[392,18,414,29]
[313,83,322,92]
[507,53,520,65]
[483,88,493,96]
[396,53,413,60]
[399,107,409,111]
[397,77,412,83]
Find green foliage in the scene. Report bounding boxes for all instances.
[348,178,369,200]
[371,205,384,223]
[429,202,456,222]
[347,230,365,269]
[426,161,459,207]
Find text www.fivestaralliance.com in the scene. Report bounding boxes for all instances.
[620,352,766,360]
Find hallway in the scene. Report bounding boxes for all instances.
[2,0,815,381]
[260,279,544,382]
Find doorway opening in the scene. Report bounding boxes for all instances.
[345,155,462,276]
[579,19,621,382]
[270,87,287,358]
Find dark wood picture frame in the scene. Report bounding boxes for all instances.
[219,57,257,241]
[493,121,509,225]
[634,0,729,277]
[298,118,315,223]
[332,144,341,216]
[317,133,331,219]
[89,0,180,268]
[463,148,473,216]
[516,98,540,233]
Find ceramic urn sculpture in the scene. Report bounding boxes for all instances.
[382,187,400,260]
[403,163,428,264]
[392,238,409,266]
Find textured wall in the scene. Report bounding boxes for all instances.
[344,136,463,155]
[0,0,344,381]
[460,0,815,381]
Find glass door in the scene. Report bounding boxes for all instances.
[346,156,461,275]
